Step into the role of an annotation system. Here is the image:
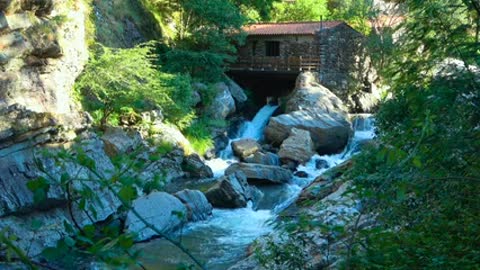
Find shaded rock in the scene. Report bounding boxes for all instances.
[294,171,309,178]
[182,154,213,179]
[244,151,280,166]
[205,82,236,120]
[21,0,53,16]
[0,132,118,217]
[31,39,62,58]
[232,139,261,159]
[174,189,212,222]
[315,159,330,170]
[249,186,264,210]
[192,91,202,106]
[140,147,185,183]
[101,127,140,158]
[0,0,11,11]
[204,172,250,208]
[278,128,315,164]
[125,192,187,241]
[227,78,248,103]
[265,109,351,154]
[225,163,292,185]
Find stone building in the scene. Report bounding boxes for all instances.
[232,21,378,112]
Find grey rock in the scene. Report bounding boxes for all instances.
[125,192,187,241]
[101,127,139,158]
[244,151,280,166]
[278,128,315,164]
[231,139,261,160]
[175,189,212,221]
[287,72,349,115]
[315,159,330,170]
[225,163,293,185]
[205,82,236,120]
[227,78,248,103]
[183,154,213,179]
[204,172,250,208]
[265,109,351,154]
[0,132,118,217]
[294,171,309,178]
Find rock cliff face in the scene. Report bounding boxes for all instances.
[1,0,89,134]
[0,0,189,257]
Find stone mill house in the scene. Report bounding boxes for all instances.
[232,21,377,110]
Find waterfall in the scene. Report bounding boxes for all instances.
[206,104,279,177]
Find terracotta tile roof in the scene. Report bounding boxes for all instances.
[243,21,345,36]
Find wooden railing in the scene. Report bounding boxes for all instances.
[230,56,321,72]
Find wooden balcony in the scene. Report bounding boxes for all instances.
[230,56,321,72]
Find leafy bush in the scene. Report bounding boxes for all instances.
[75,42,195,129]
[182,117,227,156]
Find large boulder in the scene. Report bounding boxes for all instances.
[265,72,352,154]
[231,139,261,160]
[265,109,351,154]
[204,172,250,208]
[174,189,212,222]
[182,154,213,179]
[278,128,315,164]
[244,151,280,166]
[125,192,187,241]
[225,163,293,185]
[205,82,236,120]
[286,72,349,115]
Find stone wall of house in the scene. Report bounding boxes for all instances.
[316,24,379,112]
[238,35,318,58]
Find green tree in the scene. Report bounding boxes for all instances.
[75,43,194,129]
[271,0,330,22]
[343,0,480,268]
[328,0,375,34]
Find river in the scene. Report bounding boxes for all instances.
[137,105,375,270]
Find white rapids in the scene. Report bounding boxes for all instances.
[138,106,375,270]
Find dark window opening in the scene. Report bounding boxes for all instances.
[265,41,280,56]
[252,41,257,56]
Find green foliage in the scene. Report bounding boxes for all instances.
[75,42,195,129]
[341,1,480,268]
[182,117,227,156]
[144,0,247,81]
[271,0,330,22]
[328,0,375,35]
[255,234,311,270]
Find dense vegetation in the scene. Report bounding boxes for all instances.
[344,0,480,268]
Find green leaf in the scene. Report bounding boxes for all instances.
[118,186,137,203]
[64,236,76,247]
[412,156,422,168]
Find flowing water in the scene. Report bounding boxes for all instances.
[138,107,375,270]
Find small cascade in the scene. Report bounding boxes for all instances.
[206,104,278,177]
